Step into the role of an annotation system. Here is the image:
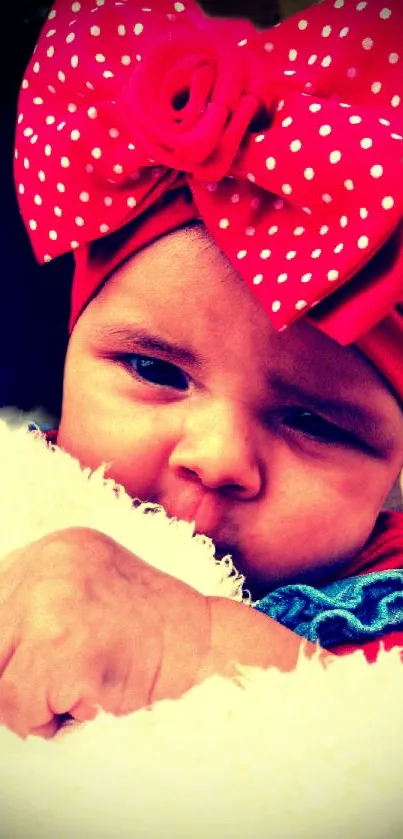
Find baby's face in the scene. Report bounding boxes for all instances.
[58,226,403,591]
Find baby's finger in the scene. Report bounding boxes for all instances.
[0,643,54,738]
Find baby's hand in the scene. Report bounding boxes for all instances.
[0,528,211,738]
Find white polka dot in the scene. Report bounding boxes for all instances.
[327,270,339,281]
[21,79,29,89]
[34,194,42,206]
[356,1,367,8]
[86,82,95,91]
[246,173,255,183]
[134,22,143,34]
[344,179,354,190]
[61,156,70,168]
[72,2,81,10]
[99,223,109,234]
[237,250,247,259]
[334,243,344,253]
[277,272,288,283]
[329,150,341,163]
[33,97,44,105]
[79,191,90,202]
[71,55,79,68]
[357,235,369,249]
[104,71,114,79]
[113,164,123,174]
[295,300,307,311]
[121,55,131,66]
[118,24,126,35]
[308,54,317,65]
[253,274,263,285]
[392,133,403,140]
[391,95,401,107]
[362,37,373,51]
[286,250,297,260]
[311,248,321,258]
[293,226,305,236]
[322,25,332,37]
[382,196,394,210]
[379,118,390,126]
[57,182,65,192]
[230,193,240,203]
[349,115,362,125]
[58,71,66,83]
[75,216,85,227]
[371,82,382,94]
[268,226,278,235]
[47,46,55,58]
[49,230,58,240]
[245,226,255,237]
[174,2,185,10]
[48,8,57,18]
[301,272,312,283]
[260,249,271,259]
[254,134,265,143]
[66,32,75,43]
[289,49,298,61]
[57,121,66,132]
[23,127,33,137]
[104,196,113,206]
[360,207,369,219]
[321,55,332,67]
[44,255,52,263]
[48,85,56,94]
[282,184,292,195]
[319,124,331,136]
[54,207,62,217]
[370,164,383,178]
[302,207,312,215]
[38,170,46,182]
[309,103,321,113]
[45,115,55,125]
[87,107,98,120]
[266,157,276,170]
[46,29,56,38]
[18,184,25,194]
[45,144,52,156]
[264,42,274,52]
[380,7,392,18]
[320,225,329,235]
[389,53,399,64]
[238,39,248,47]
[91,147,102,159]
[127,196,136,208]
[91,25,101,35]
[298,19,308,29]
[95,54,106,63]
[71,129,80,141]
[276,100,285,112]
[29,219,37,230]
[340,215,348,227]
[219,218,229,229]
[282,116,293,127]
[304,167,315,180]
[33,61,40,74]
[360,137,372,149]
[290,139,302,152]
[70,240,79,249]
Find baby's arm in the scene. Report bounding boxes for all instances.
[0,526,315,738]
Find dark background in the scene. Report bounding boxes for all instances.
[0,0,282,422]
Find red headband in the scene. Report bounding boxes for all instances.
[14,0,403,399]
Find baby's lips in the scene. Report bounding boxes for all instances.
[163,487,224,540]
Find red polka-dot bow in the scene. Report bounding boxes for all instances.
[14,0,403,334]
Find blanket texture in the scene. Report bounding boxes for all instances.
[0,418,402,839]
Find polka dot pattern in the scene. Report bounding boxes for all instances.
[14,0,403,338]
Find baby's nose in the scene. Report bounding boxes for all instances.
[169,400,262,499]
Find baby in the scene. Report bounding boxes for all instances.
[4,0,403,737]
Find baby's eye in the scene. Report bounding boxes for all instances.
[284,409,352,444]
[125,354,189,391]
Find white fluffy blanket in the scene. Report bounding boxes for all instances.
[0,419,403,839]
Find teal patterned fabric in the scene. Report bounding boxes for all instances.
[255,570,403,648]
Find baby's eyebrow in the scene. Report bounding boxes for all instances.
[92,324,203,368]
